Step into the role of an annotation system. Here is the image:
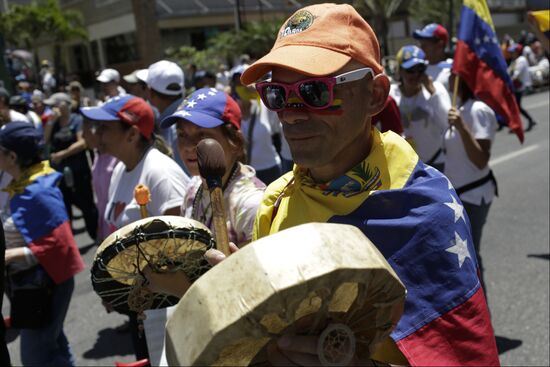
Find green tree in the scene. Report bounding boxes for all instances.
[166,17,284,72]
[0,0,87,81]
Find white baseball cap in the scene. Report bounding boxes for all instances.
[96,68,120,83]
[123,69,147,84]
[136,69,148,83]
[144,60,184,96]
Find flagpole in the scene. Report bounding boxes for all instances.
[452,74,460,108]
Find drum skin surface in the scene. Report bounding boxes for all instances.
[165,222,406,366]
[91,216,215,314]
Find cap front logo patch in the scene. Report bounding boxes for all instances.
[280,10,314,38]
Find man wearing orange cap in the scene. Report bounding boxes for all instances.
[232,3,499,366]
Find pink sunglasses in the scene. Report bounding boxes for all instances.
[255,67,374,112]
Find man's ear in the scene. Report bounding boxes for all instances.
[367,74,390,115]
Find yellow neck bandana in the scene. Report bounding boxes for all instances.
[4,160,57,197]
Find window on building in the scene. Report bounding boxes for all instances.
[103,32,140,65]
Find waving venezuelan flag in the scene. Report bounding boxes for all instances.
[453,0,524,143]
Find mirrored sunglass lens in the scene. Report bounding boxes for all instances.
[299,81,330,107]
[264,85,286,110]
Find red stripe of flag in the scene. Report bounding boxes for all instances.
[396,287,500,366]
[29,220,85,284]
[454,40,524,143]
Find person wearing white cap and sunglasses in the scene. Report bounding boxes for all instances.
[389,45,451,172]
[96,68,126,103]
[138,60,188,173]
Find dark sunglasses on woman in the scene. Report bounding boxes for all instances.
[403,65,427,74]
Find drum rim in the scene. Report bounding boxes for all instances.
[90,218,216,313]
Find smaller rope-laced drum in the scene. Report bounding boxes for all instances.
[165,223,406,366]
[91,216,215,314]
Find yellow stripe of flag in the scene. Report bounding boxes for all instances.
[464,0,495,30]
[530,9,550,33]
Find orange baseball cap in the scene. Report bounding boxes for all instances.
[240,3,383,85]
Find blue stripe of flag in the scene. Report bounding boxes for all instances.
[10,172,68,244]
[328,162,480,341]
[458,5,514,90]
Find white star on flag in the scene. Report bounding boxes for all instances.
[197,94,207,100]
[187,100,197,108]
[446,232,471,268]
[444,176,453,190]
[209,88,218,93]
[444,195,465,223]
[475,38,481,45]
[180,111,191,117]
[483,35,490,43]
[208,91,216,96]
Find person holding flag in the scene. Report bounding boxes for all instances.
[453,0,524,142]
[445,73,498,299]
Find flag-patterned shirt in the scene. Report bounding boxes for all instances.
[253,128,499,366]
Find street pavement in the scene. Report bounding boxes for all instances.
[3,90,549,366]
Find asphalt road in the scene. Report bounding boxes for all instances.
[3,90,549,366]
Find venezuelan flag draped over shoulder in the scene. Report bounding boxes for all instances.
[6,161,84,284]
[453,0,524,142]
[254,129,500,366]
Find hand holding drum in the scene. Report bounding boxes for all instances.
[165,223,406,366]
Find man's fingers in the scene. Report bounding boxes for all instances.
[205,248,226,266]
[205,243,239,266]
[229,242,239,253]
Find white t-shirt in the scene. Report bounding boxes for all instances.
[522,45,537,66]
[426,58,453,90]
[105,147,189,231]
[511,55,532,92]
[240,100,281,170]
[389,81,451,164]
[444,99,497,205]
